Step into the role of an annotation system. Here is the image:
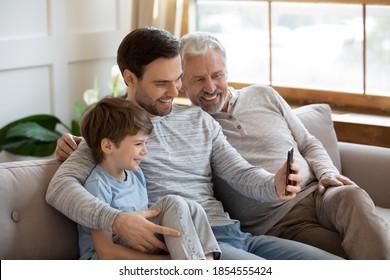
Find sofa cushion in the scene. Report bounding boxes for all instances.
[338,142,390,209]
[0,159,79,259]
[376,207,390,228]
[294,104,341,172]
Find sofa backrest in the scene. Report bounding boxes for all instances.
[0,159,79,259]
[293,103,342,172]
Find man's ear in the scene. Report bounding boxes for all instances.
[123,69,137,88]
[101,138,113,154]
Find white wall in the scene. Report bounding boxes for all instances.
[0,0,133,161]
[0,0,133,127]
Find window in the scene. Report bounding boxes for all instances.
[187,0,390,114]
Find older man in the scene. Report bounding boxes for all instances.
[179,31,390,259]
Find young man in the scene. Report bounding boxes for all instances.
[47,27,340,259]
[179,31,390,259]
[78,96,220,260]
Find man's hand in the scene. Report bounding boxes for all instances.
[275,161,302,200]
[112,209,181,253]
[318,173,355,194]
[55,133,82,161]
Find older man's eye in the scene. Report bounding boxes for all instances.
[214,73,223,79]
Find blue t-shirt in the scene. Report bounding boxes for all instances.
[78,165,148,259]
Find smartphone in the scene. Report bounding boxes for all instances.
[285,147,294,196]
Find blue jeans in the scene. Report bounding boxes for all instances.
[212,221,343,260]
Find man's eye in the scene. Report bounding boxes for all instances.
[214,73,223,79]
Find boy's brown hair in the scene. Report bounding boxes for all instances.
[80,96,153,164]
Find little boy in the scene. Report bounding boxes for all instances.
[78,96,221,260]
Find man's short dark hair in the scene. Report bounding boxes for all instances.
[117,27,180,79]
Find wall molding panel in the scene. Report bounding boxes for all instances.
[0,0,132,127]
[0,0,132,162]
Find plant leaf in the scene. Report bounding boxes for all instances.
[71,119,81,136]
[0,114,62,156]
[1,138,57,157]
[74,101,86,122]
[6,122,61,141]
[0,114,61,144]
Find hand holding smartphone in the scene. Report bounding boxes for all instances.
[285,147,295,196]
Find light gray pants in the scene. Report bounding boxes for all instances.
[267,185,390,259]
[148,195,221,260]
[93,195,221,260]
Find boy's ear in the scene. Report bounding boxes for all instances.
[123,69,137,87]
[101,138,113,154]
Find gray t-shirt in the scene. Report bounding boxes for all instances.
[47,105,280,230]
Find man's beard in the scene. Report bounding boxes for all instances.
[138,98,168,116]
[198,89,227,114]
[135,90,172,117]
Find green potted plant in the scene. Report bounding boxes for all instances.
[0,114,68,157]
[0,65,126,158]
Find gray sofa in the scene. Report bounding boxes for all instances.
[1,103,389,259]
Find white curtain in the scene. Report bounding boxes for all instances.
[131,0,184,37]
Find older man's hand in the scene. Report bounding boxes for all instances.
[318,173,356,194]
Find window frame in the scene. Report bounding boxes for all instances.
[181,0,390,116]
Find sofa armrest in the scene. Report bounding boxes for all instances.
[0,159,79,259]
[339,142,390,208]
